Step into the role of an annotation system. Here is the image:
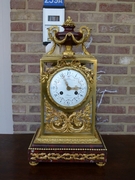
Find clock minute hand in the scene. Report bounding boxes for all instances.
[63,78,68,87]
[63,76,72,90]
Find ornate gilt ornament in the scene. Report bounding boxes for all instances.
[30,152,105,161]
[45,99,92,133]
[47,16,91,56]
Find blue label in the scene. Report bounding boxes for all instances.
[44,0,64,7]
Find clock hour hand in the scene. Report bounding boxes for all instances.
[62,76,81,91]
[65,82,81,91]
[70,86,81,91]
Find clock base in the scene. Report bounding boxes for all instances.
[28,128,107,166]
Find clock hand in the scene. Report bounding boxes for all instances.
[67,85,81,91]
[62,75,81,91]
[62,76,72,90]
[67,85,72,91]
[62,75,68,86]
[63,77,68,87]
[70,86,81,91]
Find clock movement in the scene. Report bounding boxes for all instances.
[28,16,107,166]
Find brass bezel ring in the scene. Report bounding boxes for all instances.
[45,66,93,112]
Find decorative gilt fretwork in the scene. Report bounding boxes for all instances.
[40,59,94,86]
[30,152,105,161]
[40,60,94,134]
[45,99,92,133]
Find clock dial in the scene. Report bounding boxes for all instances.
[47,67,90,110]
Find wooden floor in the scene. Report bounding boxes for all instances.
[0,134,135,180]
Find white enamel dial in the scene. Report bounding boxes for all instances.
[47,67,89,110]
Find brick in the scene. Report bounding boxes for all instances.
[29,124,40,131]
[75,23,97,33]
[13,115,40,122]
[13,124,27,131]
[131,67,135,74]
[97,96,110,105]
[11,12,42,21]
[65,2,96,11]
[97,124,124,132]
[98,46,130,54]
[11,22,26,31]
[127,125,135,132]
[10,0,25,9]
[84,45,96,54]
[29,86,40,93]
[80,13,113,23]
[28,65,40,73]
[128,106,135,114]
[73,45,95,54]
[133,47,135,54]
[92,35,112,43]
[112,115,135,123]
[96,56,112,64]
[97,66,127,74]
[11,44,26,52]
[12,85,25,93]
[114,14,135,23]
[97,76,111,85]
[11,54,42,63]
[133,25,135,33]
[28,22,42,31]
[115,36,135,44]
[29,106,40,113]
[98,24,130,33]
[97,86,127,95]
[12,65,25,73]
[65,13,78,22]
[28,44,45,53]
[97,105,126,114]
[96,115,110,123]
[130,87,135,94]
[114,56,135,65]
[112,96,135,104]
[28,0,42,10]
[99,3,132,12]
[12,105,26,113]
[113,76,135,85]
[12,75,39,84]
[12,95,40,103]
[11,33,42,42]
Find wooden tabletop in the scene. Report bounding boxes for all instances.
[0,134,135,180]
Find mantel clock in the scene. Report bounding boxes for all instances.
[28,16,107,167]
